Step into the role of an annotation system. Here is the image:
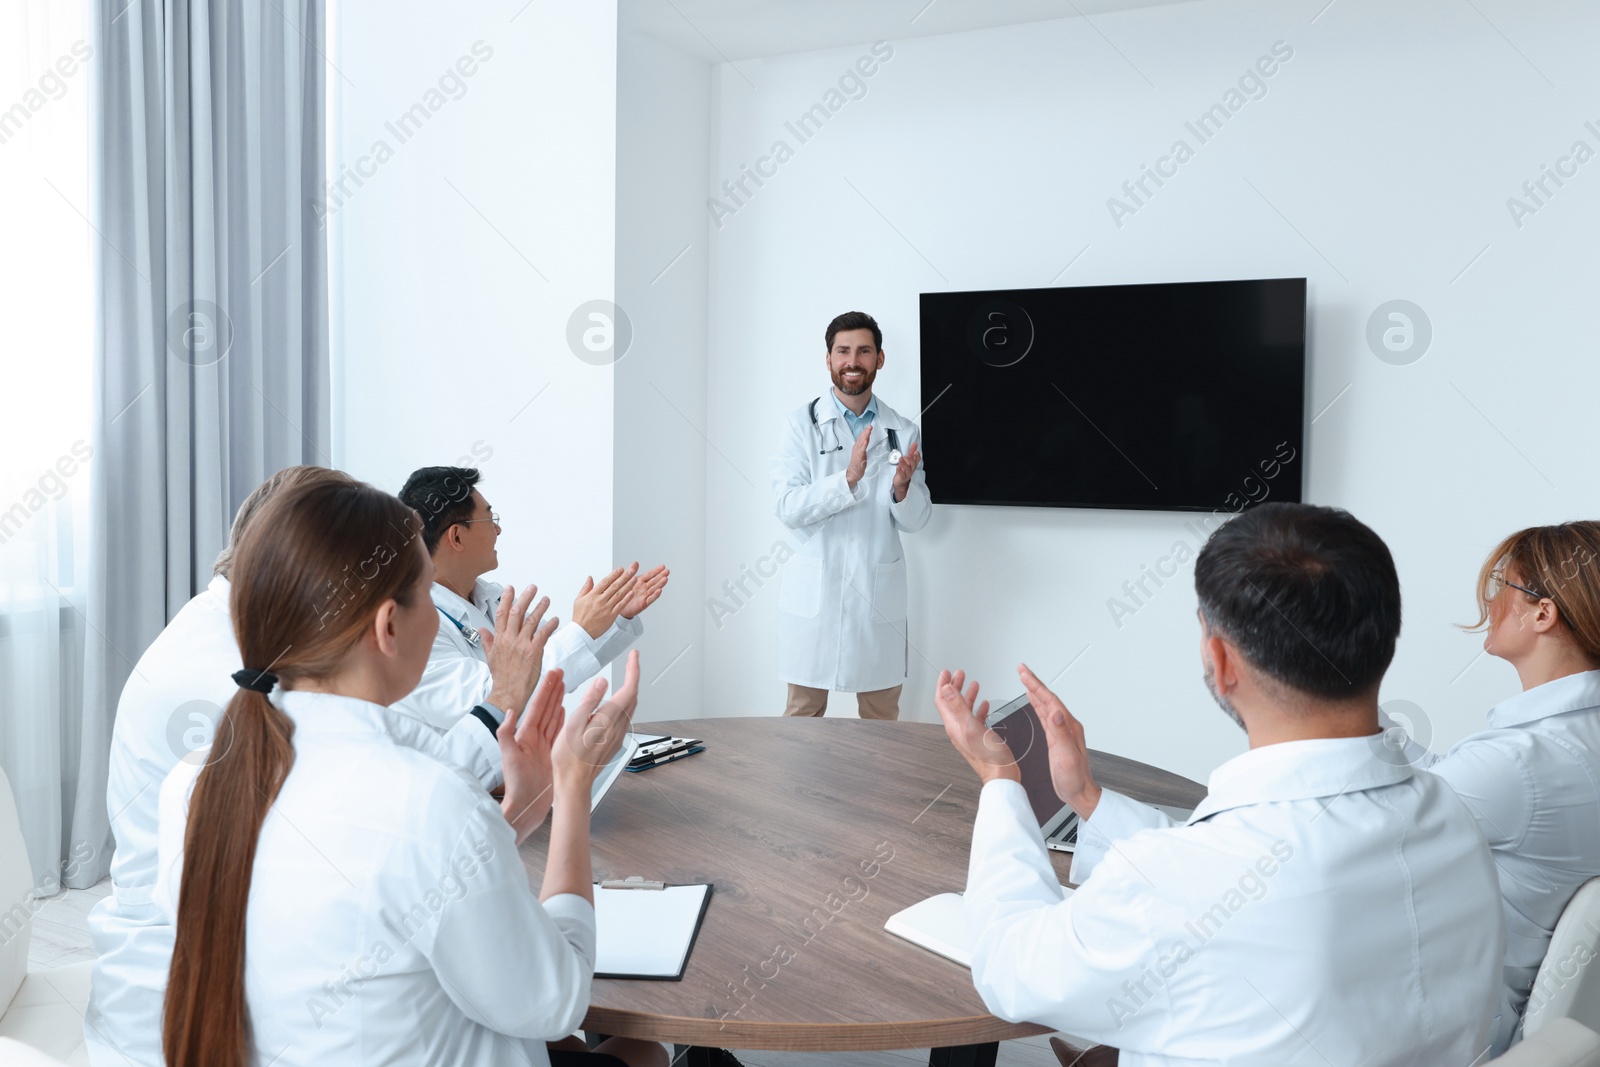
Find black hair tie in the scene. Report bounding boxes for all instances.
[232,669,279,694]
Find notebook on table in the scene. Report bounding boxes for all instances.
[885,885,1074,968]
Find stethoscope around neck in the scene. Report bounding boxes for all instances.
[809,397,900,463]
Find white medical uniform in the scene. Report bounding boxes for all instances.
[392,580,640,731]
[770,393,931,693]
[155,689,594,1066]
[85,576,501,1067]
[964,736,1505,1066]
[1392,669,1600,1054]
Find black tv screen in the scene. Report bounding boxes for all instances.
[918,278,1305,512]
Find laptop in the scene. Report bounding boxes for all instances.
[590,734,641,812]
[985,693,1194,852]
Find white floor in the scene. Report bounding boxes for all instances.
[26,878,108,969]
[28,881,1075,1066]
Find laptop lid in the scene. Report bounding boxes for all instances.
[591,734,642,812]
[985,693,1074,839]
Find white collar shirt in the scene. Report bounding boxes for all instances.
[155,689,595,1067]
[964,736,1504,1066]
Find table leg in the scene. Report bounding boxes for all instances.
[671,1046,728,1066]
[928,1042,999,1067]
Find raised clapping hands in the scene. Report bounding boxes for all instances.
[497,649,643,845]
[620,564,669,620]
[1016,663,1102,820]
[482,583,557,723]
[933,669,1020,784]
[553,648,641,793]
[497,668,565,844]
[572,564,641,639]
[891,441,922,502]
[934,663,1103,821]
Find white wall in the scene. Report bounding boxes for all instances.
[698,0,1600,783]
[614,22,713,722]
[329,0,619,622]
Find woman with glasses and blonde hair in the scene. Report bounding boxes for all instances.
[154,478,666,1067]
[1388,520,1600,1056]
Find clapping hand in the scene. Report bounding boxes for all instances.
[1017,663,1101,820]
[891,441,922,502]
[553,650,642,792]
[572,564,641,639]
[932,669,1020,784]
[482,583,556,720]
[620,564,669,620]
[845,426,871,489]
[498,668,565,844]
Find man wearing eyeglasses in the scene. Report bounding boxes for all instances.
[392,465,669,732]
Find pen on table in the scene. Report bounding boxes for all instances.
[632,746,703,769]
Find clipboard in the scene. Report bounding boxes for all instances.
[593,881,714,981]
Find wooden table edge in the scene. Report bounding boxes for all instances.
[582,1005,1052,1052]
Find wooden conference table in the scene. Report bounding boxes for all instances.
[518,717,1207,1067]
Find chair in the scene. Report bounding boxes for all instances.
[1488,1018,1600,1066]
[0,767,91,1066]
[1523,877,1600,1040]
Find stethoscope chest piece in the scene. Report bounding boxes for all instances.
[888,449,902,466]
[437,605,483,649]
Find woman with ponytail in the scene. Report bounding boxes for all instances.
[155,479,666,1067]
[1386,521,1600,1056]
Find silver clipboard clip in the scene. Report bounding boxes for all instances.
[599,876,666,891]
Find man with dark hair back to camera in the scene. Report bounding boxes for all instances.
[935,502,1504,1066]
[394,466,668,733]
[769,311,930,719]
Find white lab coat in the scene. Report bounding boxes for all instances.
[1389,669,1600,1055]
[154,689,595,1066]
[964,737,1505,1066]
[769,393,931,692]
[85,576,502,1067]
[391,579,641,731]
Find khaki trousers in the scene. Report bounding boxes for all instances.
[784,683,902,721]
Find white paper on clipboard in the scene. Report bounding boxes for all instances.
[593,882,712,980]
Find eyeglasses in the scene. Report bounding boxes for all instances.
[457,510,501,532]
[1491,569,1546,600]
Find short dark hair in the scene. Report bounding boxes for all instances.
[1194,502,1401,700]
[826,311,882,352]
[398,466,480,554]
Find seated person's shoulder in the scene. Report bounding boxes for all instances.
[1080,816,1297,904]
[295,732,500,846]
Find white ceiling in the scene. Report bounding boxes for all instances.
[621,0,1199,63]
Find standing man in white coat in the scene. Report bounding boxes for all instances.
[771,311,931,719]
[85,466,553,1067]
[393,466,668,731]
[934,502,1504,1066]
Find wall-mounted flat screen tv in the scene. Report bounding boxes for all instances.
[918,278,1306,512]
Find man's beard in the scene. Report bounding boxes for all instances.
[832,364,874,396]
[1204,662,1245,731]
